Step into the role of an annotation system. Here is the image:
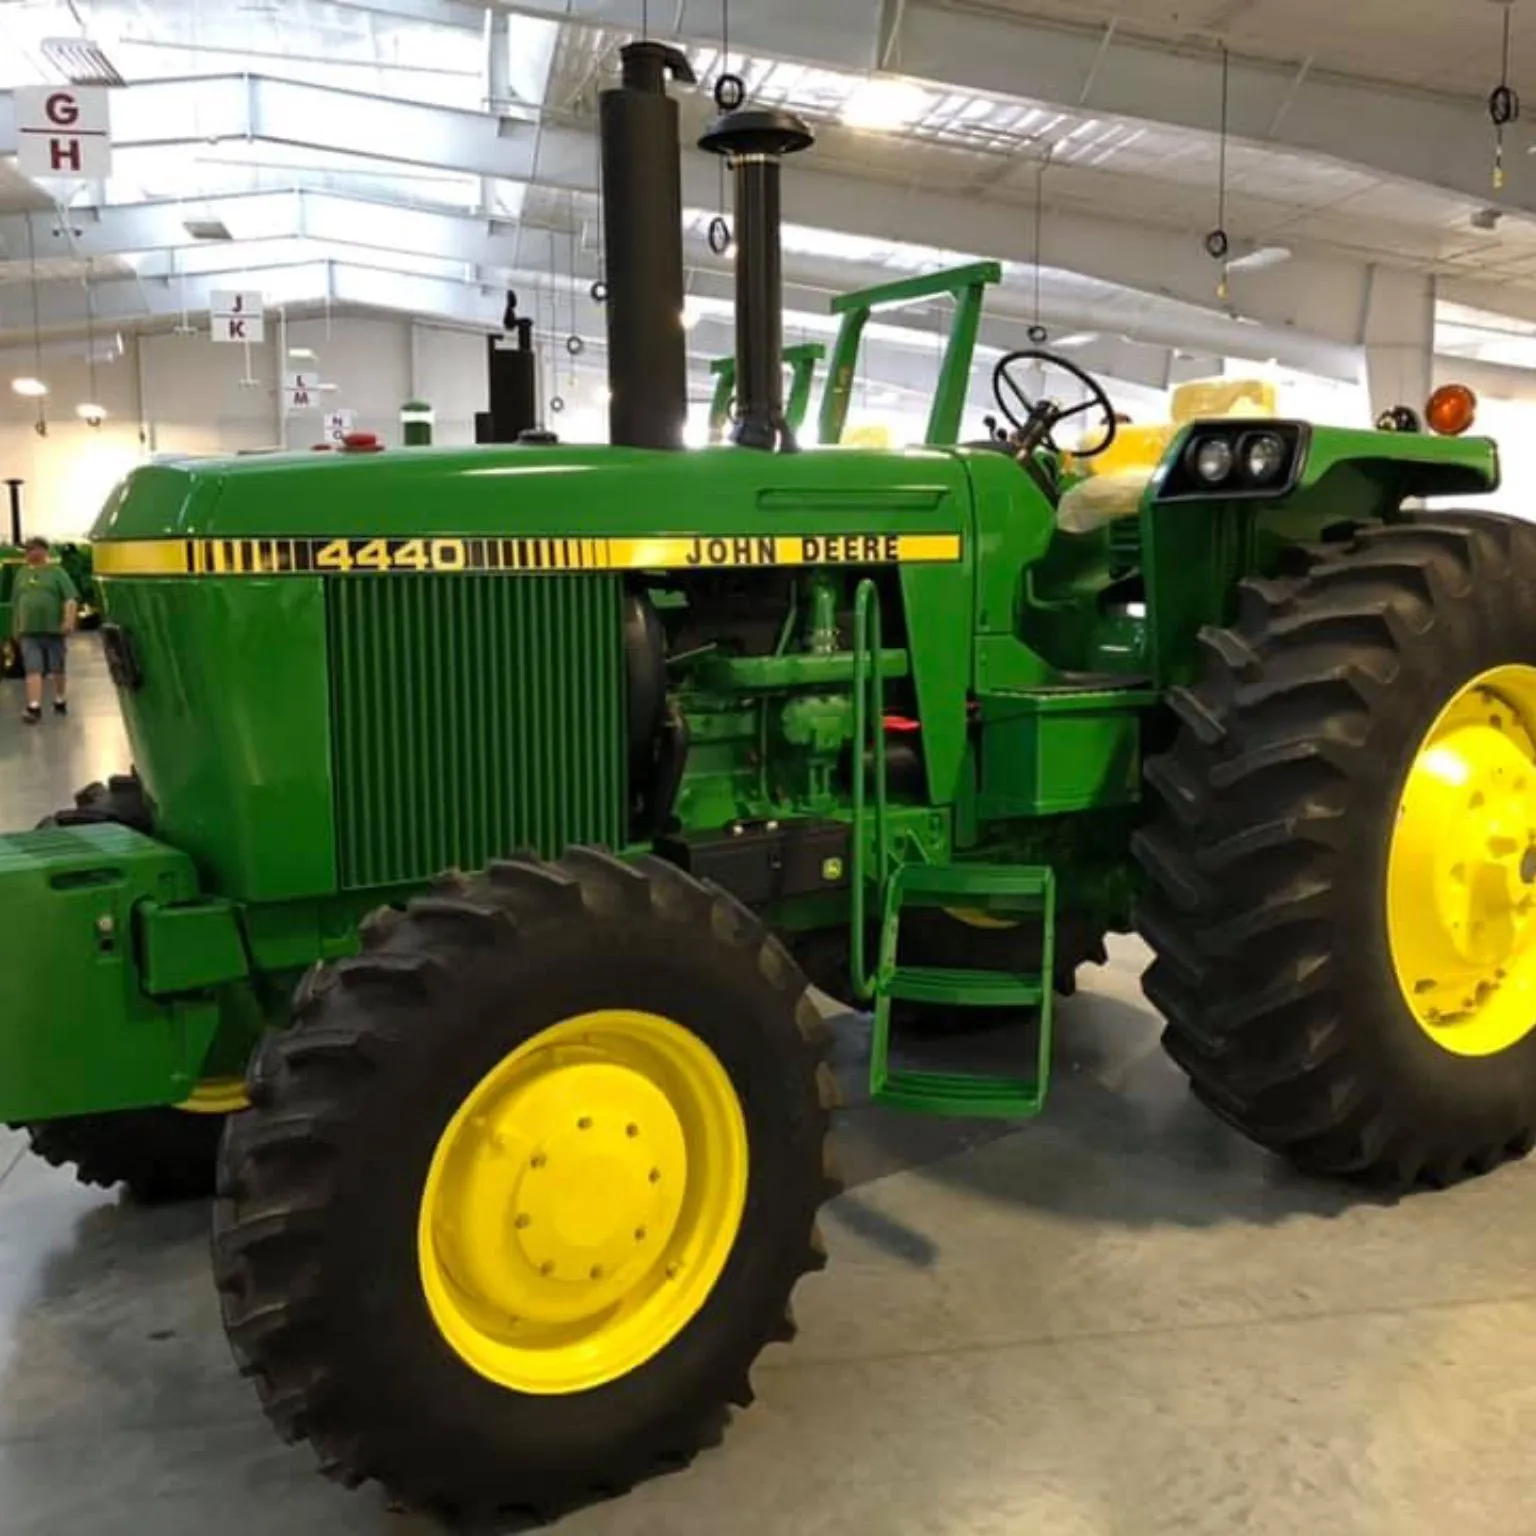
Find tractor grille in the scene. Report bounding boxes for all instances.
[1108,515,1143,573]
[327,574,627,889]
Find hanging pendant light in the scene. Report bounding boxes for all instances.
[1028,153,1050,346]
[19,215,49,434]
[76,257,107,427]
[1205,44,1233,302]
[1489,1,1521,190]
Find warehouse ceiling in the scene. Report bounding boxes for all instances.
[1,0,1535,417]
[959,0,1508,96]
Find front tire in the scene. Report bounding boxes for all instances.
[213,849,839,1525]
[1137,515,1536,1189]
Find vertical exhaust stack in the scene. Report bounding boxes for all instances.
[700,107,815,451]
[600,41,696,450]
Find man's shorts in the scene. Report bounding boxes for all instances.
[18,635,66,677]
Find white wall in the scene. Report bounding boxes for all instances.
[0,316,489,540]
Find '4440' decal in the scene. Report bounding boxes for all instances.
[93,532,964,578]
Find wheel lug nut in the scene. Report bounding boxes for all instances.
[530,1152,547,1169]
[577,1116,593,1131]
[635,1227,647,1242]
[514,1214,530,1230]
[626,1123,639,1138]
[540,1261,555,1277]
[649,1168,661,1183]
[590,1265,604,1280]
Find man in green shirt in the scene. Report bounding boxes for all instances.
[14,537,79,725]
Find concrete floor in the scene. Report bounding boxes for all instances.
[5,641,1536,1535]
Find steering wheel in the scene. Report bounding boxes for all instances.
[992,349,1117,460]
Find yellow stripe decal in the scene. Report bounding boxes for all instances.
[93,532,963,578]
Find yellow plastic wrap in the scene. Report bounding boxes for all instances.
[1083,423,1175,479]
[1055,473,1152,534]
[841,424,892,449]
[1170,377,1278,424]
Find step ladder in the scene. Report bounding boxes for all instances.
[869,862,1056,1118]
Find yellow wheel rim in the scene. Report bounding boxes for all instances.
[176,1077,250,1114]
[417,1010,748,1396]
[1388,664,1536,1057]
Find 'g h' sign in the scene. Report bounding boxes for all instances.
[15,86,113,179]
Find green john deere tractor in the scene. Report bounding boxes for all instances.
[5,42,1536,1523]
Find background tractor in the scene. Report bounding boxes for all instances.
[2,40,1534,1525]
[0,547,20,678]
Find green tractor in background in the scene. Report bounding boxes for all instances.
[5,43,1536,1524]
[709,340,824,442]
[0,546,20,678]
[1,478,23,673]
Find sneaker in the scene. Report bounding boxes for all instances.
[53,700,67,716]
[22,705,40,726]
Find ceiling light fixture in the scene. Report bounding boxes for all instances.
[11,378,48,398]
[841,78,933,132]
[39,36,125,86]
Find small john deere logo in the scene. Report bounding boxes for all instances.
[822,857,845,882]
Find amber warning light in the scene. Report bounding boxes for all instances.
[1426,383,1478,437]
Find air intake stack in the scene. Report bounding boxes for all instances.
[600,41,696,450]
[700,107,815,451]
[476,294,538,444]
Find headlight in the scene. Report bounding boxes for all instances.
[1241,431,1288,484]
[1190,436,1234,484]
[1159,421,1307,502]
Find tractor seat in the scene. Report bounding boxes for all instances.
[1054,378,1280,535]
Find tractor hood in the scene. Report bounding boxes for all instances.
[91,443,974,578]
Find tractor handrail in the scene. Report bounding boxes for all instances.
[828,261,1003,316]
[850,577,888,1001]
[818,262,1003,449]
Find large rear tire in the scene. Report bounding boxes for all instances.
[1137,515,1536,1189]
[15,773,240,1203]
[212,849,839,1525]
